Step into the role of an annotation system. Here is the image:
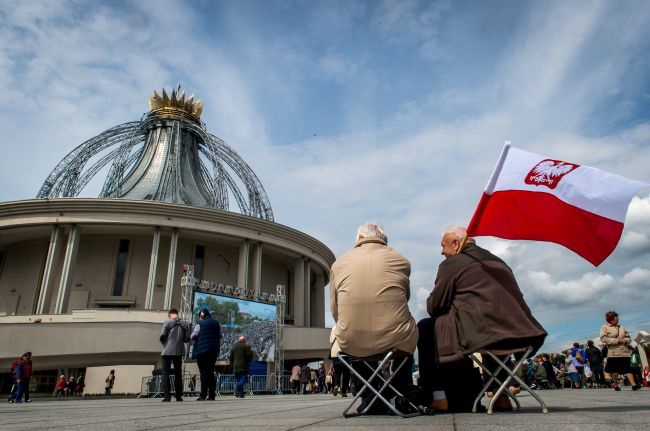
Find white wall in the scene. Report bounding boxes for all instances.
[84,365,154,395]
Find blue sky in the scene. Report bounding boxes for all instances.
[1,0,650,353]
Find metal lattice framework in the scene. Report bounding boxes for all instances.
[37,88,274,221]
[274,284,286,394]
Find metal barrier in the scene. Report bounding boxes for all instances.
[139,373,293,397]
[138,375,201,398]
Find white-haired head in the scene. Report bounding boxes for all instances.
[441,225,467,241]
[440,225,474,259]
[356,222,388,244]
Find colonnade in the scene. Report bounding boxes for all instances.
[33,224,327,328]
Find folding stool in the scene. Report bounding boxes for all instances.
[337,350,419,418]
[469,346,549,415]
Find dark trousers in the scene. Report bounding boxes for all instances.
[14,380,27,402]
[590,363,605,386]
[162,355,183,400]
[235,372,247,397]
[417,317,482,412]
[332,362,350,394]
[196,353,217,399]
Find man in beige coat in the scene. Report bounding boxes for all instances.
[330,223,418,413]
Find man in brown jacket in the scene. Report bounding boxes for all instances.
[418,226,546,412]
[330,222,418,413]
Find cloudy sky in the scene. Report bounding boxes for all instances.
[1,0,650,353]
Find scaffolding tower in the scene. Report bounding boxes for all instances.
[274,284,286,394]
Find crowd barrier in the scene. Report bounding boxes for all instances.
[138,373,292,398]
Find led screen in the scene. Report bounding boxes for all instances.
[192,292,277,362]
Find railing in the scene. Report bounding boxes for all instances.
[138,373,293,398]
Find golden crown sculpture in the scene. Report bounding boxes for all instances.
[148,84,203,122]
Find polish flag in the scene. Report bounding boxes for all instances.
[466,143,648,266]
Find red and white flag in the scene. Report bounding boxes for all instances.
[466,143,648,266]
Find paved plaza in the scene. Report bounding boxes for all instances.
[1,389,648,431]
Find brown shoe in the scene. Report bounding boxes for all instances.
[332,385,339,396]
[508,386,521,396]
[431,398,449,412]
[492,395,513,411]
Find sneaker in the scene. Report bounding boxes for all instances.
[431,398,449,412]
[614,385,621,392]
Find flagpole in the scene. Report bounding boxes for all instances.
[462,141,512,253]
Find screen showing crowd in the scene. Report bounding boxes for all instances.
[192,292,277,362]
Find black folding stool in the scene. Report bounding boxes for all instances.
[469,346,549,415]
[336,350,419,418]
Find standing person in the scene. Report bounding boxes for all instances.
[67,376,76,396]
[318,364,326,393]
[290,364,301,394]
[21,353,32,403]
[54,375,67,398]
[229,336,253,398]
[331,356,350,397]
[325,367,333,393]
[12,353,32,403]
[599,311,641,391]
[105,370,115,395]
[75,375,85,396]
[191,309,221,401]
[642,366,650,387]
[11,355,30,403]
[629,347,643,388]
[585,340,606,388]
[160,308,190,402]
[570,343,586,389]
[299,363,311,394]
[8,353,33,403]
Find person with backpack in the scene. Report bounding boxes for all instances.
[190,309,221,401]
[585,340,606,388]
[570,343,587,388]
[11,354,30,403]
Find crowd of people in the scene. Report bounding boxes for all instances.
[217,320,275,361]
[53,374,86,397]
[521,341,649,391]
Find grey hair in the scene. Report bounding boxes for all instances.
[356,222,388,243]
[442,225,475,243]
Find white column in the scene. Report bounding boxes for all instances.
[163,229,178,310]
[251,242,262,293]
[145,227,161,309]
[36,225,63,314]
[54,225,80,314]
[304,259,311,328]
[237,240,250,290]
[292,258,305,326]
